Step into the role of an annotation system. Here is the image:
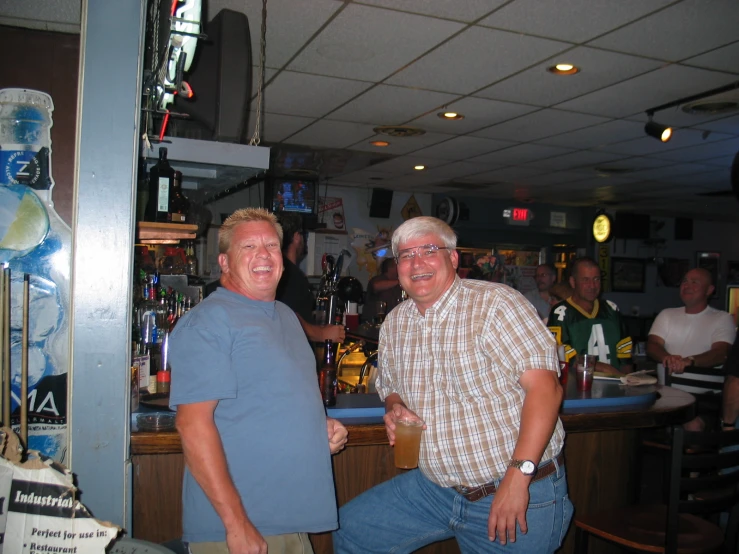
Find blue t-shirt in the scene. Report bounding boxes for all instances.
[169,288,337,542]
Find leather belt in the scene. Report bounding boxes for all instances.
[453,452,565,503]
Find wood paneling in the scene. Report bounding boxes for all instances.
[132,454,184,543]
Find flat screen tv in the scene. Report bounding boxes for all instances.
[269,179,317,214]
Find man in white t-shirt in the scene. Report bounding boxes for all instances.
[647,268,736,430]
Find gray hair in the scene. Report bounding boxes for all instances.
[391,216,457,256]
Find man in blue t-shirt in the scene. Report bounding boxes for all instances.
[169,208,348,554]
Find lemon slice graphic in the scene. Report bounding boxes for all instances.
[0,186,50,258]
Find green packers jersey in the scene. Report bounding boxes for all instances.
[547,298,632,369]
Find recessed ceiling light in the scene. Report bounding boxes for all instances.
[414,165,426,171]
[547,63,580,75]
[370,140,390,147]
[437,111,465,120]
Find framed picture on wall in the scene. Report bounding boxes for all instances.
[611,258,647,293]
[696,252,721,292]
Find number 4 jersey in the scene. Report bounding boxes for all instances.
[547,298,632,369]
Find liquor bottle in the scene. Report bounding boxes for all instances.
[168,170,189,223]
[146,147,175,222]
[0,89,73,462]
[318,339,338,407]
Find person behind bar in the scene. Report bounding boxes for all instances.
[647,267,735,430]
[524,263,557,320]
[333,216,571,553]
[169,208,348,554]
[276,211,345,344]
[361,257,403,324]
[548,257,633,374]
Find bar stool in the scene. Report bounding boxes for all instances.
[574,425,739,554]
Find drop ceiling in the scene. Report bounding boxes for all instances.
[3,0,739,220]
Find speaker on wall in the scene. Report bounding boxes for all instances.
[674,217,693,240]
[369,188,393,218]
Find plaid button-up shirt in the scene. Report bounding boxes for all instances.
[377,277,565,488]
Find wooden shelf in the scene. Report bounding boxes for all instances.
[137,222,198,242]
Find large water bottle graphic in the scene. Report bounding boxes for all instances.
[0,88,71,463]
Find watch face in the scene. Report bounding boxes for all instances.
[521,460,536,474]
[592,213,612,243]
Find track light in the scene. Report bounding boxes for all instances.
[644,117,672,142]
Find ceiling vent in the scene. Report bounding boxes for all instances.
[373,126,426,138]
[681,89,739,116]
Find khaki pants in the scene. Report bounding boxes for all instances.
[188,533,314,554]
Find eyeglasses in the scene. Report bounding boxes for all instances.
[395,244,450,262]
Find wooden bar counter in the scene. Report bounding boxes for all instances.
[131,385,694,554]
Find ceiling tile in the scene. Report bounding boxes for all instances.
[356,0,508,22]
[347,131,455,155]
[262,71,372,117]
[556,65,739,118]
[479,0,674,43]
[471,109,609,142]
[326,84,459,124]
[684,41,739,74]
[536,119,644,149]
[287,3,465,81]
[527,150,625,171]
[475,47,663,106]
[247,112,315,143]
[364,155,449,175]
[387,26,570,94]
[409,97,539,134]
[590,0,739,61]
[456,166,547,184]
[468,143,576,165]
[410,136,516,161]
[287,119,376,149]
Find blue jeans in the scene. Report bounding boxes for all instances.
[333,458,573,554]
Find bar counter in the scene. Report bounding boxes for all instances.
[131,385,694,554]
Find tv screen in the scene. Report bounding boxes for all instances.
[271,179,316,214]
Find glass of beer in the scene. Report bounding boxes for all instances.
[394,417,424,469]
[576,354,596,391]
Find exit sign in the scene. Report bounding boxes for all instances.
[512,208,529,221]
[503,207,532,226]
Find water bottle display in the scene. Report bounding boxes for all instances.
[0,88,72,462]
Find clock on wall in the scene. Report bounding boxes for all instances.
[592,212,613,243]
[435,196,459,226]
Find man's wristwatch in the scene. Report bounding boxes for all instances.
[508,459,537,476]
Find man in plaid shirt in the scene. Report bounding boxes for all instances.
[334,216,572,554]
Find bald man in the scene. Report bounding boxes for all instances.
[648,268,735,429]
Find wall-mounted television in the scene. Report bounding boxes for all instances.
[268,178,317,215]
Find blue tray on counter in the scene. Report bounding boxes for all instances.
[328,379,659,423]
[326,393,385,423]
[562,378,658,411]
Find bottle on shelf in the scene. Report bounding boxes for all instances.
[145,147,175,223]
[318,339,338,407]
[168,170,189,223]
